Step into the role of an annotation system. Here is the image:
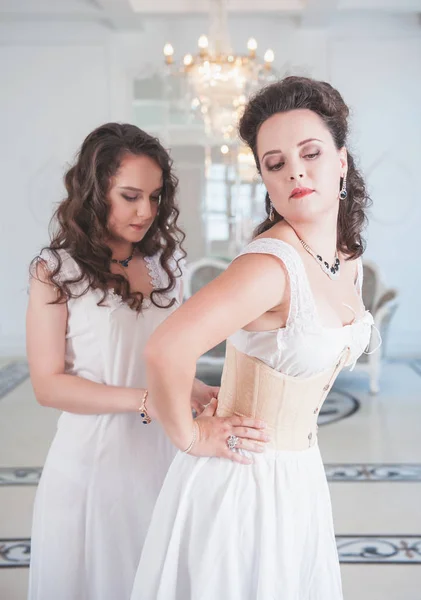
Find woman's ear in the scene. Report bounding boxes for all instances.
[339,146,348,176]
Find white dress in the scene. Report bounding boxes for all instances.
[131,239,374,600]
[28,248,184,600]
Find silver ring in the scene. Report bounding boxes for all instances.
[226,434,239,451]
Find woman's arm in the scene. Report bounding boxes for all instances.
[145,253,287,458]
[26,263,143,415]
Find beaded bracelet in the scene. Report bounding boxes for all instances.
[138,390,151,424]
[183,421,198,454]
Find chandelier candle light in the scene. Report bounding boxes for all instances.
[163,0,277,144]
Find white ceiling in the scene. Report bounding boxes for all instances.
[0,0,420,29]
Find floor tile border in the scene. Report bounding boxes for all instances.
[2,464,421,486]
[2,536,421,568]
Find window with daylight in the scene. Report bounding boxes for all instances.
[204,162,265,257]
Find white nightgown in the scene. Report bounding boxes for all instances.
[28,248,183,600]
[131,238,374,600]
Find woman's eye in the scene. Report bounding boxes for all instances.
[267,162,284,171]
[304,151,320,159]
[122,195,137,202]
[152,195,161,203]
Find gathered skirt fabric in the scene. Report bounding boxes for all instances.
[131,443,343,600]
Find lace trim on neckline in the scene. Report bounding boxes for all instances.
[144,254,162,289]
[106,254,162,310]
[107,288,126,309]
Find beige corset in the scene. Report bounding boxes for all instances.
[216,342,350,452]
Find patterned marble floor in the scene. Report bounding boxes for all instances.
[0,358,420,599]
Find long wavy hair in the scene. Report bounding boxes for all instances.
[32,123,186,311]
[239,76,371,259]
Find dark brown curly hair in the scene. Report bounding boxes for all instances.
[32,122,186,311]
[239,76,371,259]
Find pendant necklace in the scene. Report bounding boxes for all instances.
[111,251,134,268]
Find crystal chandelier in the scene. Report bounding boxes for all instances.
[163,0,277,145]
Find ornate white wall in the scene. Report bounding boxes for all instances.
[0,13,420,357]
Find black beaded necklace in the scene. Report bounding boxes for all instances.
[111,252,134,268]
[299,238,340,280]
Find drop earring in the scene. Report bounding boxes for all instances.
[339,173,348,200]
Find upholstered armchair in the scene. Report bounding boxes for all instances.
[184,258,228,385]
[184,257,230,300]
[355,260,399,394]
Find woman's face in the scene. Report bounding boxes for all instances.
[107,153,163,244]
[257,108,347,223]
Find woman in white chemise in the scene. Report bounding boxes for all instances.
[131,77,374,600]
[26,123,265,600]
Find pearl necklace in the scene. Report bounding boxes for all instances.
[299,239,340,280]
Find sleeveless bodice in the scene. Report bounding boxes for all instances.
[229,238,373,378]
[35,248,184,388]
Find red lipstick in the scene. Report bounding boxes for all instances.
[290,187,314,199]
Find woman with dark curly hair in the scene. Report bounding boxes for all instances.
[131,77,375,599]
[26,123,232,599]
